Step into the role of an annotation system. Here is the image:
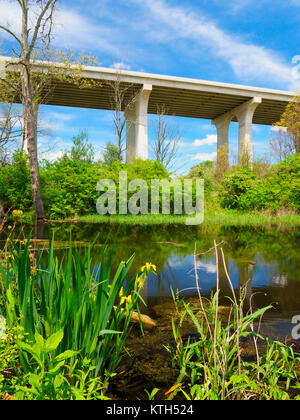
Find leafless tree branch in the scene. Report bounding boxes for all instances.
[106,67,138,161]
[151,104,182,170]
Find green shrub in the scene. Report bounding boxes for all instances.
[40,156,102,219]
[219,155,300,213]
[188,161,216,195]
[15,330,107,400]
[0,325,27,399]
[0,151,32,213]
[219,168,258,210]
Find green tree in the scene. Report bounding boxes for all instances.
[69,130,94,164]
[102,141,120,166]
[0,150,32,212]
[0,2,100,220]
[276,95,300,154]
[0,0,59,220]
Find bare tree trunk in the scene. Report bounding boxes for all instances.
[22,65,44,219]
[21,105,28,152]
[20,1,45,220]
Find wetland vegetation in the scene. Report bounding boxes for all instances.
[0,0,299,402]
[0,214,300,400]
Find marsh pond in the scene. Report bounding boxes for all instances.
[6,221,300,398]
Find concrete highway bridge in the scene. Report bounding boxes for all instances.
[0,56,295,166]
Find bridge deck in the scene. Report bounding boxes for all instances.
[0,56,294,125]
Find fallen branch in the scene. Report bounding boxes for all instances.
[114,306,157,330]
[156,241,185,247]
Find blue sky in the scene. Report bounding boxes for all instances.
[0,0,300,172]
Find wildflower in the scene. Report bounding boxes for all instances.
[120,295,132,305]
[30,265,37,276]
[7,225,12,230]
[12,210,23,219]
[135,275,145,290]
[119,287,132,305]
[141,263,157,273]
[125,295,132,305]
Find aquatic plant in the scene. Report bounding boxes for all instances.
[15,329,108,400]
[166,241,300,400]
[0,237,146,381]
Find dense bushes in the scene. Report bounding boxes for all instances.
[42,158,170,219]
[40,156,102,219]
[0,141,299,219]
[0,152,171,219]
[188,160,216,195]
[220,154,300,212]
[0,151,32,213]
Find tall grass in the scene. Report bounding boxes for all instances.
[166,241,300,400]
[74,213,300,228]
[0,237,144,380]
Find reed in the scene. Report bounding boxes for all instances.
[166,242,300,400]
[0,237,145,380]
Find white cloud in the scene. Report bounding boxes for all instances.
[133,0,297,90]
[110,62,132,70]
[270,126,288,132]
[192,152,217,162]
[0,1,22,35]
[197,261,217,274]
[39,150,64,161]
[45,111,76,122]
[193,134,217,147]
[53,9,120,54]
[0,1,121,56]
[1,0,297,90]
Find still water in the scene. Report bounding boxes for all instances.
[30,222,300,341]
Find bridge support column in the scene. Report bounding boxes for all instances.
[212,114,231,171]
[235,98,261,167]
[212,97,262,169]
[125,84,152,163]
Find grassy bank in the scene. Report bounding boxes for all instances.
[70,212,300,228]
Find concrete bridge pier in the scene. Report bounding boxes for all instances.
[212,114,232,170]
[212,97,262,168]
[125,84,152,163]
[236,98,262,167]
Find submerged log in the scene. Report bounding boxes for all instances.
[156,241,185,247]
[114,306,157,330]
[237,259,257,265]
[130,311,157,330]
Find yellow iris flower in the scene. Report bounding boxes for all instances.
[119,287,132,305]
[141,263,157,273]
